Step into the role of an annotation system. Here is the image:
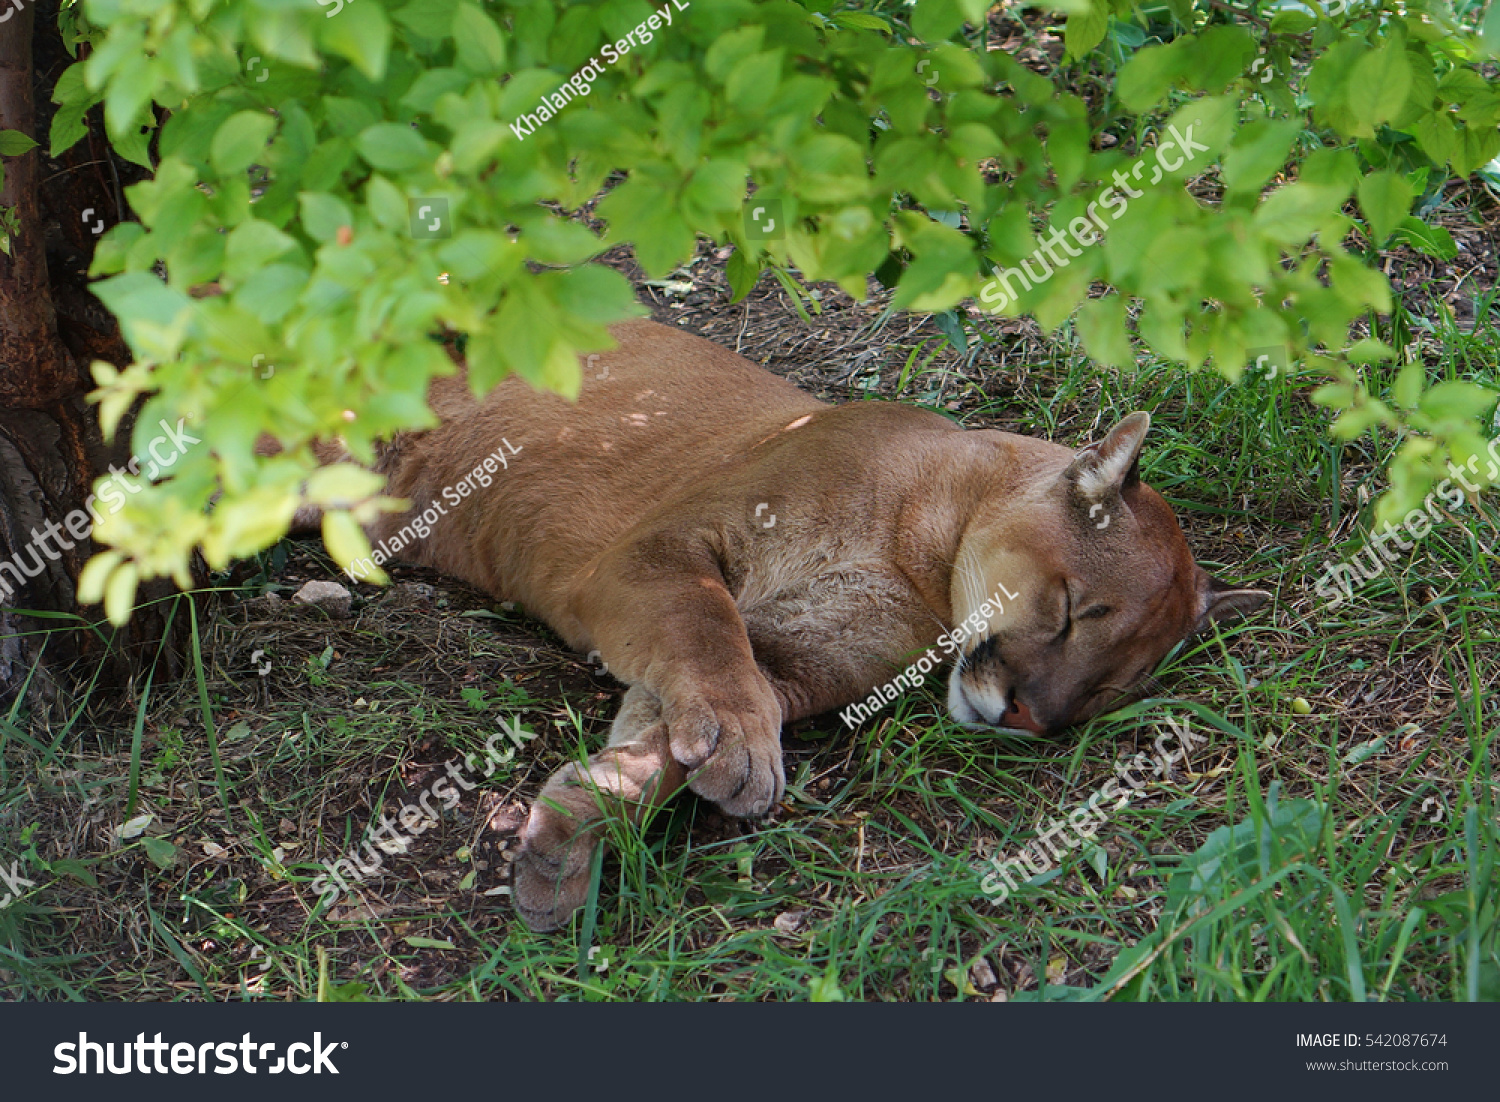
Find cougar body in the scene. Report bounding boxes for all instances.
[314,318,1266,929]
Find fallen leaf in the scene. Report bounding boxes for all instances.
[403,936,456,951]
[1342,736,1388,766]
[944,966,981,996]
[329,902,388,922]
[142,837,177,870]
[116,813,154,839]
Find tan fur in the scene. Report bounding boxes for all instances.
[303,318,1268,930]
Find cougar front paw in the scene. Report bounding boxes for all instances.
[663,681,785,817]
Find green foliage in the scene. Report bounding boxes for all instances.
[40,0,1500,619]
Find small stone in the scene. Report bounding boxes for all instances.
[773,910,809,935]
[969,958,998,991]
[291,580,352,619]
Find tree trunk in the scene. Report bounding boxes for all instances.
[0,2,184,713]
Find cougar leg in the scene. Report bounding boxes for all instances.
[512,685,688,932]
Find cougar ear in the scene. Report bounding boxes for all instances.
[1064,411,1150,498]
[1194,570,1271,633]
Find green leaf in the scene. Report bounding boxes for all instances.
[1356,170,1414,245]
[322,511,385,583]
[435,230,510,280]
[403,936,457,950]
[1348,42,1412,130]
[1341,735,1387,765]
[1254,181,1346,245]
[237,263,309,324]
[47,858,98,888]
[1117,43,1186,111]
[726,248,760,301]
[1482,0,1500,59]
[1453,122,1500,177]
[831,12,891,32]
[1190,25,1258,92]
[1222,118,1301,193]
[1048,116,1090,192]
[1270,8,1316,34]
[684,158,749,215]
[306,464,386,506]
[548,263,639,324]
[321,3,392,82]
[88,222,144,276]
[911,0,964,42]
[102,53,156,147]
[1329,255,1392,314]
[210,111,277,178]
[225,219,299,281]
[142,836,178,871]
[452,3,507,75]
[298,192,355,243]
[808,973,846,1002]
[0,129,39,156]
[726,51,783,115]
[392,0,460,37]
[356,123,430,173]
[1393,359,1425,409]
[1076,295,1132,368]
[1390,215,1457,260]
[50,102,91,157]
[1419,380,1497,423]
[90,272,194,358]
[1165,796,1324,914]
[110,118,155,171]
[1408,109,1457,166]
[1064,0,1109,60]
[400,68,473,114]
[596,177,696,277]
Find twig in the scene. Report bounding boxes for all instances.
[1205,0,1271,30]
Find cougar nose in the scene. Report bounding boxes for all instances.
[1002,696,1047,734]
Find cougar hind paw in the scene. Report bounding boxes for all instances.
[512,769,603,931]
[512,697,686,931]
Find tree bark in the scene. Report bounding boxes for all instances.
[0,2,184,712]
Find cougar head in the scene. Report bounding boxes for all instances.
[947,412,1268,736]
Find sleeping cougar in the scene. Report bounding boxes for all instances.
[313,318,1267,930]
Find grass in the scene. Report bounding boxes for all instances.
[0,247,1497,1002]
